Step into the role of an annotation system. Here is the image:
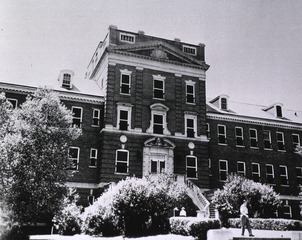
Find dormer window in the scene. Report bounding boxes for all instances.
[62,74,71,88]
[58,70,74,89]
[183,45,197,55]
[221,98,228,110]
[120,33,135,43]
[276,105,282,118]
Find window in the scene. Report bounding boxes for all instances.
[186,156,197,178]
[237,161,246,176]
[7,98,18,108]
[296,167,302,185]
[146,103,171,135]
[292,134,300,149]
[90,148,98,167]
[283,201,292,218]
[72,107,82,128]
[263,130,272,149]
[219,160,228,181]
[218,125,226,144]
[276,105,283,118]
[221,98,228,110]
[235,127,244,146]
[92,109,100,126]
[186,81,195,104]
[209,159,212,176]
[183,45,197,55]
[151,157,165,174]
[120,33,135,43]
[266,164,275,184]
[206,123,210,138]
[185,114,197,138]
[115,149,129,174]
[252,163,260,182]
[280,165,289,186]
[249,129,258,148]
[117,104,132,131]
[120,69,132,94]
[277,132,285,151]
[68,147,79,170]
[62,73,71,88]
[88,189,95,205]
[153,75,165,99]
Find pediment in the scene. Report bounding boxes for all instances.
[144,137,175,149]
[108,40,205,67]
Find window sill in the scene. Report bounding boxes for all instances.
[114,172,129,175]
[92,125,100,127]
[120,93,131,96]
[281,185,289,187]
[264,148,273,151]
[278,150,286,152]
[153,97,165,101]
[250,147,259,149]
[218,143,227,146]
[186,102,196,105]
[236,145,245,148]
[89,166,97,168]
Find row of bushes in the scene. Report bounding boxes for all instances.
[228,218,302,231]
[169,217,221,240]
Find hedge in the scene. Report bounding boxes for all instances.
[170,217,221,240]
[228,218,302,231]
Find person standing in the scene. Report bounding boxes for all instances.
[240,200,254,237]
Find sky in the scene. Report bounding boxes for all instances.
[1,0,302,110]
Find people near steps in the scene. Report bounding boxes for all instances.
[179,207,187,217]
[240,199,254,237]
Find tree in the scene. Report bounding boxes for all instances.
[0,88,81,225]
[212,174,281,226]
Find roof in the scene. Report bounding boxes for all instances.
[207,97,302,125]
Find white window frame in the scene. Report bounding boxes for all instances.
[220,97,228,110]
[218,125,227,145]
[120,32,135,43]
[252,163,260,182]
[283,200,292,218]
[263,130,272,150]
[68,147,80,171]
[219,160,228,182]
[280,165,289,186]
[237,161,246,176]
[296,167,302,186]
[206,123,210,138]
[249,128,258,148]
[7,98,18,109]
[115,149,129,174]
[235,127,244,147]
[120,69,132,95]
[89,148,98,168]
[153,75,165,100]
[186,155,198,179]
[185,114,197,138]
[292,134,300,148]
[146,103,171,135]
[62,73,71,88]
[183,45,197,55]
[71,106,83,128]
[185,80,196,104]
[92,108,100,127]
[117,104,132,131]
[277,132,285,151]
[266,164,275,185]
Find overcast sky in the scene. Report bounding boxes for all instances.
[1,0,302,110]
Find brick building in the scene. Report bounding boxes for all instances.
[0,26,301,219]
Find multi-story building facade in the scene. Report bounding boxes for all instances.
[0,26,301,219]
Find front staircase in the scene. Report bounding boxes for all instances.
[176,175,215,218]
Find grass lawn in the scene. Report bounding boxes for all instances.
[30,234,195,240]
[30,234,194,240]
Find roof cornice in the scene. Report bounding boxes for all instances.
[207,113,302,130]
[0,82,104,105]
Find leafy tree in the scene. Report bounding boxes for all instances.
[81,173,187,237]
[0,88,81,226]
[212,174,281,226]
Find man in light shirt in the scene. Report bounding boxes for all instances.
[240,199,254,237]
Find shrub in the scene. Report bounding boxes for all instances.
[188,219,221,240]
[212,174,281,226]
[81,198,121,237]
[169,217,196,236]
[52,195,82,235]
[228,218,302,231]
[169,217,221,240]
[0,225,29,240]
